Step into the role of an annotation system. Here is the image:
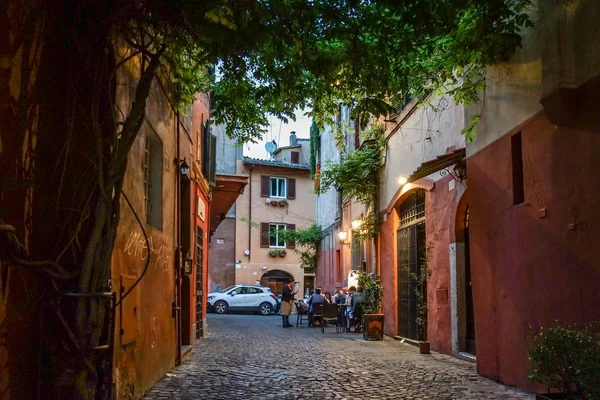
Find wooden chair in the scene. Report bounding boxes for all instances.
[320,303,342,334]
[352,302,364,333]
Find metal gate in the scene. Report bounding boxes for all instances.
[196,227,204,341]
[397,189,426,340]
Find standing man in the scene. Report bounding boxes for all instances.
[281,279,297,328]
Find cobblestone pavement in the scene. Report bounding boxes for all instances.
[143,313,533,400]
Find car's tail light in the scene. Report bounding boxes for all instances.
[270,294,277,300]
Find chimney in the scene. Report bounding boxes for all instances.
[289,131,297,146]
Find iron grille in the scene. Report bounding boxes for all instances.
[399,189,425,226]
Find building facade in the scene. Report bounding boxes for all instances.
[235,134,316,298]
[207,124,245,293]
[314,107,375,296]
[463,0,600,391]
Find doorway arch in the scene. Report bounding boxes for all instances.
[260,270,294,296]
[396,188,427,341]
[451,191,475,356]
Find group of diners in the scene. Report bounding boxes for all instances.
[299,286,364,332]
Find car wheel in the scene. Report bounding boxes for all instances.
[258,302,272,316]
[213,301,228,314]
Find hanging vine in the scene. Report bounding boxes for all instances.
[320,125,385,241]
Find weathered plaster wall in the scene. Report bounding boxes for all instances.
[235,163,316,296]
[380,98,465,210]
[208,217,236,291]
[468,113,600,390]
[213,123,242,178]
[112,63,177,398]
[464,0,600,391]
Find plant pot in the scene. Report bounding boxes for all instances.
[279,251,287,257]
[362,314,384,341]
[418,341,430,354]
[535,394,580,400]
[270,200,279,206]
[279,201,287,207]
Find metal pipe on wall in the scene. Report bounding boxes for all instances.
[175,111,182,365]
[248,165,253,261]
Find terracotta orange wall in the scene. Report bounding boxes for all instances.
[112,74,177,398]
[424,175,458,355]
[467,111,600,390]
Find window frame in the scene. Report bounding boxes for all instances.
[269,177,287,198]
[269,223,287,248]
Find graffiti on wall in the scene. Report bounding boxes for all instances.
[123,232,172,272]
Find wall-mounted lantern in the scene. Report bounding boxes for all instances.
[338,231,350,245]
[453,159,467,182]
[441,159,467,183]
[179,158,190,176]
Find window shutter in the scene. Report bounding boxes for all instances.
[291,151,299,164]
[287,178,296,199]
[261,176,270,197]
[286,224,296,249]
[260,223,270,248]
[209,134,217,185]
[202,122,210,177]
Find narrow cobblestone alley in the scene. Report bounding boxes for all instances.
[143,314,533,400]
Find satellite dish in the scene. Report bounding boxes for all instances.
[265,141,276,155]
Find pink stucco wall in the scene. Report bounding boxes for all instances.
[467,111,600,390]
[380,178,460,354]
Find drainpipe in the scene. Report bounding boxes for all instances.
[248,164,253,261]
[175,111,182,365]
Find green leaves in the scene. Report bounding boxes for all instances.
[128,0,533,143]
[528,322,600,398]
[357,272,383,315]
[320,138,384,206]
[268,224,322,272]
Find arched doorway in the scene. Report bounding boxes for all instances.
[463,206,475,355]
[452,192,475,356]
[260,270,294,296]
[397,189,426,340]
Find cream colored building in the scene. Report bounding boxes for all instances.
[235,134,316,297]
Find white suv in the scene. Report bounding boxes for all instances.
[207,284,277,316]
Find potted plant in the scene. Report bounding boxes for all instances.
[407,243,433,354]
[268,249,280,258]
[278,250,287,257]
[357,271,384,341]
[278,199,288,207]
[270,200,280,206]
[528,322,600,400]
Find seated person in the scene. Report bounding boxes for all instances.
[307,288,325,327]
[334,289,347,304]
[350,286,365,332]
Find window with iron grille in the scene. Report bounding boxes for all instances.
[399,189,425,226]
